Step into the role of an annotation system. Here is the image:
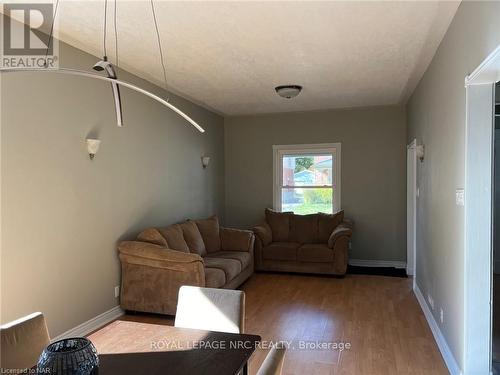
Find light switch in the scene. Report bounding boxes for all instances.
[456,189,465,206]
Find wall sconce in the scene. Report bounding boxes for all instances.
[416,145,425,162]
[86,139,101,160]
[201,156,210,169]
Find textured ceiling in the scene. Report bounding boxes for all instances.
[6,1,460,115]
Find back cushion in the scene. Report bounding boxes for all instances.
[195,216,221,253]
[180,221,207,256]
[265,208,292,242]
[318,210,344,242]
[136,228,169,247]
[290,214,319,244]
[158,224,189,253]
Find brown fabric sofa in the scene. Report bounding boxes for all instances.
[118,216,254,315]
[253,209,352,275]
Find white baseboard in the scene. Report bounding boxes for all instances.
[348,259,407,269]
[52,305,124,341]
[413,284,462,375]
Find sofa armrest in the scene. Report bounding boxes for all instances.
[253,223,272,246]
[118,241,205,315]
[118,241,203,269]
[341,218,354,229]
[220,227,255,252]
[327,225,353,249]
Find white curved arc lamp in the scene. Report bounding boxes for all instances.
[0,68,205,133]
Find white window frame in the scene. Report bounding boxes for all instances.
[272,143,342,213]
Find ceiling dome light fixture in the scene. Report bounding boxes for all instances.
[275,85,302,99]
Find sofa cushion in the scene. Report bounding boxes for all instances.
[265,208,292,242]
[204,267,226,288]
[136,228,169,247]
[263,242,300,261]
[158,224,189,253]
[195,216,221,253]
[318,210,344,242]
[206,251,252,270]
[203,257,242,282]
[221,228,253,252]
[297,243,334,263]
[290,214,319,244]
[180,221,207,256]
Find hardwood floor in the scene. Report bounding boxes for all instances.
[90,273,448,375]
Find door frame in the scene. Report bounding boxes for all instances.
[464,44,500,374]
[407,139,417,280]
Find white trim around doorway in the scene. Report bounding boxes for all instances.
[463,43,500,374]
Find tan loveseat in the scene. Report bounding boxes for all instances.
[253,209,352,275]
[118,216,254,315]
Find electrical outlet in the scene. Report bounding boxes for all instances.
[440,308,444,324]
[114,286,120,298]
[456,189,465,206]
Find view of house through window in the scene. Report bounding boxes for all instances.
[274,144,340,215]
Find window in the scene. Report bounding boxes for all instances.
[273,143,341,215]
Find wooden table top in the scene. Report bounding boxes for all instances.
[88,320,261,375]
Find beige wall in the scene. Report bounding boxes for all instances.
[224,106,407,262]
[0,40,224,336]
[407,1,500,369]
